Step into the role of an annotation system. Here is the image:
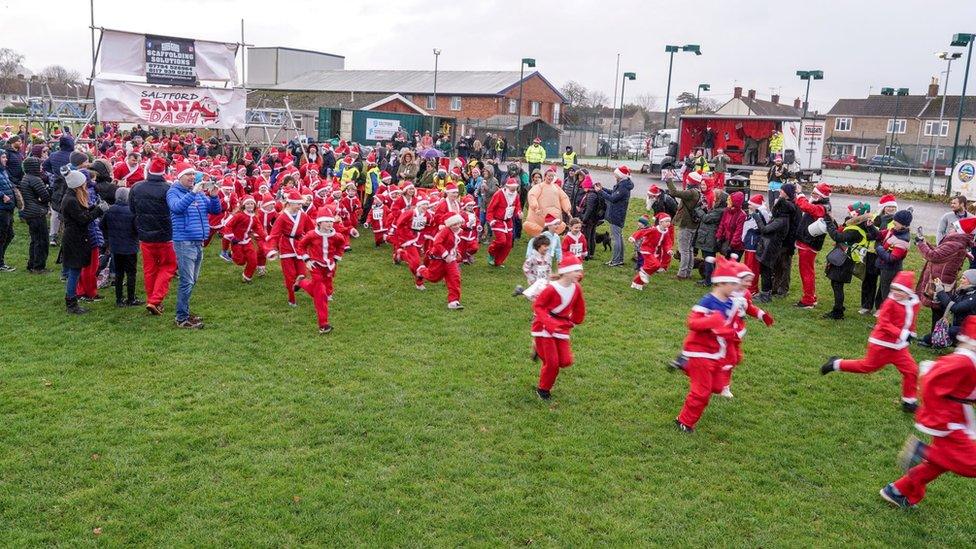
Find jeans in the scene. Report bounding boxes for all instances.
[25,216,49,270]
[773,251,793,296]
[582,221,598,259]
[609,223,624,264]
[677,228,696,277]
[65,267,81,298]
[0,209,13,266]
[174,240,204,322]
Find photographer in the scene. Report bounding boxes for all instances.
[920,270,976,347]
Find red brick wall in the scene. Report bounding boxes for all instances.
[409,74,566,124]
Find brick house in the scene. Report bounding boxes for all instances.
[823,79,976,166]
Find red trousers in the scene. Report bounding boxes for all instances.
[893,431,976,504]
[633,253,662,287]
[488,226,513,266]
[299,266,332,328]
[715,341,745,390]
[399,246,425,284]
[677,357,725,428]
[373,230,387,246]
[256,241,267,268]
[141,241,176,307]
[422,259,462,302]
[460,239,479,261]
[797,245,818,305]
[838,344,918,401]
[76,248,100,298]
[534,336,574,391]
[743,250,760,294]
[280,257,306,305]
[204,230,231,252]
[231,242,257,279]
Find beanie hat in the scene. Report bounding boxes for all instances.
[879,194,897,209]
[963,269,976,286]
[781,183,797,200]
[581,176,594,190]
[147,156,167,176]
[69,151,88,167]
[557,254,583,274]
[65,169,86,190]
[637,214,651,227]
[893,209,913,227]
[614,165,631,179]
[848,201,871,216]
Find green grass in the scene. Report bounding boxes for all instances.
[1,200,974,546]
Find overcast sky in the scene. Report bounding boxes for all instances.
[4,0,975,112]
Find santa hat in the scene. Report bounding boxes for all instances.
[545,165,557,175]
[415,197,430,208]
[890,270,917,296]
[748,194,765,207]
[706,255,741,284]
[879,194,897,209]
[285,190,305,204]
[955,217,976,235]
[462,195,476,208]
[221,175,236,189]
[315,206,335,224]
[243,153,253,162]
[812,183,832,198]
[342,155,353,165]
[450,167,463,179]
[438,157,451,172]
[401,182,415,192]
[614,165,631,178]
[648,185,661,196]
[147,156,167,176]
[956,316,976,345]
[655,212,671,223]
[533,137,542,144]
[445,214,464,226]
[505,177,519,188]
[173,162,196,179]
[444,182,459,194]
[241,195,256,206]
[687,171,704,184]
[261,195,276,209]
[557,255,583,274]
[734,259,755,279]
[366,151,377,164]
[544,213,560,227]
[380,171,392,182]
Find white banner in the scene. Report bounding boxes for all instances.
[93,80,246,129]
[952,159,976,198]
[365,118,400,141]
[99,29,239,83]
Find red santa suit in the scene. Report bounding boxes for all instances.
[890,324,976,505]
[832,271,920,405]
[222,199,267,281]
[486,182,522,266]
[295,209,348,330]
[338,190,362,228]
[112,160,145,187]
[255,199,278,268]
[419,217,464,306]
[561,231,588,261]
[267,191,315,305]
[629,214,673,289]
[367,196,391,246]
[389,186,415,223]
[719,265,774,394]
[206,184,238,251]
[794,184,832,307]
[393,201,433,286]
[432,183,462,225]
[458,198,480,263]
[531,256,586,393]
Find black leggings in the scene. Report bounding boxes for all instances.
[25,216,49,270]
[831,280,846,314]
[876,269,897,309]
[113,253,137,303]
[0,210,13,267]
[760,263,774,292]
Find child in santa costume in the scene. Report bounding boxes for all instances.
[223,195,268,282]
[417,214,466,309]
[207,177,238,262]
[629,212,674,290]
[293,207,348,334]
[673,255,743,432]
[393,197,434,289]
[531,255,586,400]
[794,183,832,309]
[338,182,362,228]
[486,178,522,267]
[433,182,463,225]
[880,315,976,509]
[367,191,391,246]
[718,262,775,398]
[254,195,277,277]
[458,195,481,263]
[821,270,921,413]
[266,190,315,306]
[561,217,588,261]
[514,237,551,300]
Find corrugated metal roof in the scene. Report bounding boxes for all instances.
[266,70,530,96]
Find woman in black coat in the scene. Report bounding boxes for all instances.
[61,170,108,314]
[577,177,601,260]
[755,197,791,302]
[18,157,51,272]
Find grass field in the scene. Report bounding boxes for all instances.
[1,200,974,546]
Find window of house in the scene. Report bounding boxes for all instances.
[427,95,436,110]
[508,98,517,114]
[886,119,907,134]
[834,117,851,131]
[552,103,561,124]
[853,145,868,159]
[923,120,949,137]
[450,96,461,111]
[885,145,902,156]
[530,101,541,116]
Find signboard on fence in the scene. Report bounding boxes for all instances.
[93,80,246,129]
[952,159,976,198]
[364,118,400,141]
[100,29,239,83]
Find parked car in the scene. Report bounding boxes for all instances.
[822,154,859,170]
[920,158,951,173]
[866,155,912,171]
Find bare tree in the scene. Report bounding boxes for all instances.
[560,80,589,108]
[0,48,25,79]
[632,93,658,113]
[587,90,610,108]
[697,97,720,114]
[39,65,82,86]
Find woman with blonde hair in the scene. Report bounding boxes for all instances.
[60,169,109,314]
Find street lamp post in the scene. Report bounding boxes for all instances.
[662,44,701,129]
[515,57,536,154]
[880,87,910,170]
[695,83,710,114]
[616,72,636,157]
[947,33,974,195]
[929,52,962,194]
[795,70,824,117]
[431,49,441,136]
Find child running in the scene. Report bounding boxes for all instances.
[531,255,586,400]
[514,237,551,300]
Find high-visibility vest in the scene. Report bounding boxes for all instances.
[562,151,577,169]
[525,145,546,164]
[842,224,869,263]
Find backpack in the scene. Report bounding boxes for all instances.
[931,303,955,348]
[593,194,607,221]
[50,174,67,213]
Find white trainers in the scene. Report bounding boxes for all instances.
[858,308,871,315]
[630,282,644,290]
[415,284,426,291]
[448,301,464,310]
[256,266,267,277]
[720,387,734,399]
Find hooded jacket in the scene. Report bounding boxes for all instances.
[17,157,50,219]
[715,191,746,253]
[43,135,75,177]
[757,198,794,267]
[695,190,727,253]
[129,174,173,243]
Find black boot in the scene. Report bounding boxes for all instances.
[66,296,88,315]
[820,356,839,375]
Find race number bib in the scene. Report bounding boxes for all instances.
[504,206,515,219]
[411,215,427,231]
[372,208,384,220]
[569,243,583,256]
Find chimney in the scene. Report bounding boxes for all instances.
[771,94,780,104]
[747,89,756,100]
[928,76,940,98]
[793,97,802,109]
[733,86,742,98]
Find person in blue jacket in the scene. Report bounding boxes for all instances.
[166,162,222,329]
[594,165,635,267]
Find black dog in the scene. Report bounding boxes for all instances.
[594,231,611,251]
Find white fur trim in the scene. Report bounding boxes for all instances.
[558,263,583,274]
[710,276,741,284]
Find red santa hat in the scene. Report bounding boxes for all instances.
[450,167,463,179]
[545,165,557,175]
[285,190,305,204]
[533,137,542,144]
[879,194,897,209]
[415,197,430,208]
[342,155,353,165]
[557,254,583,274]
[687,171,704,184]
[889,270,917,296]
[315,206,336,224]
[444,214,464,226]
[380,171,392,182]
[614,165,631,179]
[438,157,451,172]
[648,185,661,196]
[173,162,196,179]
[147,156,167,176]
[366,151,377,164]
[401,182,415,192]
[444,182,459,194]
[505,177,519,188]
[544,213,560,227]
[241,195,257,206]
[221,175,236,189]
[748,194,765,207]
[955,217,976,235]
[956,316,976,345]
[243,153,253,162]
[706,255,741,284]
[655,212,671,223]
[462,195,476,208]
[812,183,832,198]
[261,195,276,209]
